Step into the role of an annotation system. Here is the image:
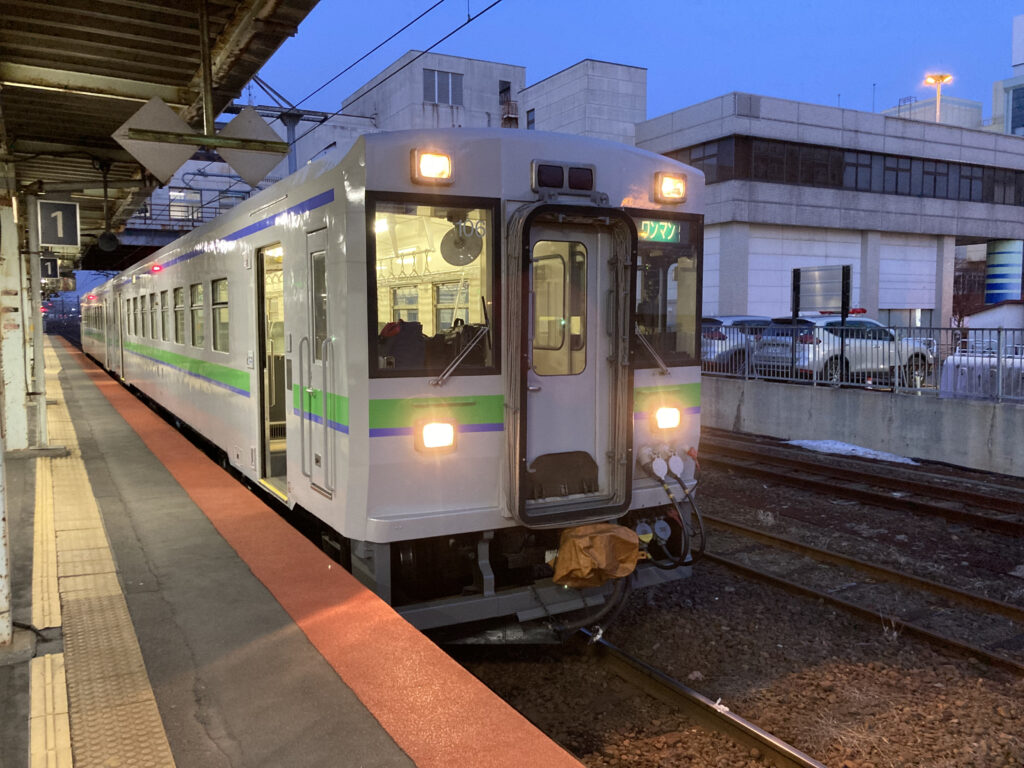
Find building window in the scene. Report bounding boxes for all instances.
[1011,87,1024,135]
[423,69,464,106]
[173,287,184,343]
[190,283,205,348]
[211,278,229,352]
[169,188,202,221]
[526,109,535,130]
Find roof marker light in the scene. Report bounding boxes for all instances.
[412,149,453,185]
[654,172,687,203]
[151,264,163,273]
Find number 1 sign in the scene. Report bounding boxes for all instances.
[38,201,80,247]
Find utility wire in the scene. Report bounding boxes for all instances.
[289,0,448,111]
[291,0,506,148]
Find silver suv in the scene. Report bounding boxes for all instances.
[701,315,771,374]
[752,315,934,385]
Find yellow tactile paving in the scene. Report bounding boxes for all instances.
[32,459,61,630]
[29,654,72,768]
[29,338,176,768]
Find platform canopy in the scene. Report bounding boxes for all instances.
[0,0,318,269]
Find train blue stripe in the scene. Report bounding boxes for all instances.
[126,348,250,397]
[368,422,504,438]
[160,189,335,270]
[292,408,349,433]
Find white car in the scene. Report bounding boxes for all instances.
[752,315,934,385]
[701,315,771,374]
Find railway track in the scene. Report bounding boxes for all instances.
[580,631,828,768]
[700,431,1024,536]
[702,516,1024,675]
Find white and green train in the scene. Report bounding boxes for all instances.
[81,128,705,632]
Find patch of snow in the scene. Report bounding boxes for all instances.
[786,440,919,465]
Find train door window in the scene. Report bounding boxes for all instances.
[532,242,586,376]
[370,198,497,376]
[212,278,229,352]
[160,290,169,340]
[434,281,469,329]
[190,283,205,347]
[311,249,327,361]
[173,287,185,343]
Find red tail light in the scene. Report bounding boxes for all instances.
[797,332,820,345]
[703,330,727,340]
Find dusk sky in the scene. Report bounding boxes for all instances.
[255,0,1022,122]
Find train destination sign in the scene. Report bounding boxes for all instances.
[638,219,681,243]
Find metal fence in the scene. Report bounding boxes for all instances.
[701,324,1024,404]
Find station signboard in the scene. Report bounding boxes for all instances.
[38,201,80,247]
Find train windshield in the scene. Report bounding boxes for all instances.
[632,214,702,367]
[369,197,498,376]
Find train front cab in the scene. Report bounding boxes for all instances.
[350,148,703,632]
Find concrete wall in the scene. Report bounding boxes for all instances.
[521,60,646,145]
[344,51,526,131]
[702,376,1024,478]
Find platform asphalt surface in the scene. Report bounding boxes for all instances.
[1,337,584,768]
[55,340,415,767]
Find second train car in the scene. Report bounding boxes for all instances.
[81,128,705,631]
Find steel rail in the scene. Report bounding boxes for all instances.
[580,630,828,768]
[701,432,1023,516]
[705,553,1024,676]
[704,515,1024,623]
[700,451,1024,537]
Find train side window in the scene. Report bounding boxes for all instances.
[133,296,140,337]
[370,198,497,376]
[160,290,169,340]
[149,293,157,339]
[173,287,185,343]
[212,278,229,352]
[190,283,205,348]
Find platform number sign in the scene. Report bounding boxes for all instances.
[38,201,80,247]
[40,257,58,279]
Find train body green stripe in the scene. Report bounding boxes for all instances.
[124,341,250,393]
[369,394,504,429]
[292,386,349,423]
[633,382,701,412]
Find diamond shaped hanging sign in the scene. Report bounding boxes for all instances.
[112,97,197,185]
[218,107,288,187]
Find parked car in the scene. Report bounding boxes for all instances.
[751,315,935,385]
[701,315,771,374]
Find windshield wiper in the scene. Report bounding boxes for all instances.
[431,325,489,386]
[635,325,670,375]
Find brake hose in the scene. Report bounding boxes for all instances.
[666,455,707,563]
[638,452,691,569]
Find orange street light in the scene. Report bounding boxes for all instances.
[924,73,953,123]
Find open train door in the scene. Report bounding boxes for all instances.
[510,207,635,527]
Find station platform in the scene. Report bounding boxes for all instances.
[1,337,583,768]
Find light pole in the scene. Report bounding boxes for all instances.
[924,73,953,123]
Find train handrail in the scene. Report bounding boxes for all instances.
[298,336,311,478]
[321,337,335,493]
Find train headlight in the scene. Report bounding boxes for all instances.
[654,407,681,430]
[416,420,457,452]
[412,150,453,185]
[654,172,686,203]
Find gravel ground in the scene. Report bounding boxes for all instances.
[461,454,1024,768]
